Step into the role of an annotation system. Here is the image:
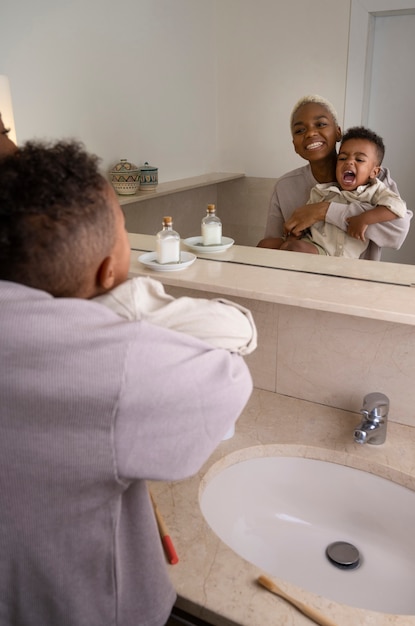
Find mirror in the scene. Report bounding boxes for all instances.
[119,0,415,289]
[122,172,415,288]
[3,0,414,288]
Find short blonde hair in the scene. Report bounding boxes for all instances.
[290,95,339,129]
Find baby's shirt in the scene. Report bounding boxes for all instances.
[94,276,257,356]
[309,178,407,219]
[305,179,408,257]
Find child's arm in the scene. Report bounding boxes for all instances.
[346,183,407,242]
[346,206,398,242]
[94,276,257,355]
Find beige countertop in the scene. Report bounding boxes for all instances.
[150,388,415,626]
[128,233,415,326]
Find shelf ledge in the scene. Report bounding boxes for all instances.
[116,172,245,206]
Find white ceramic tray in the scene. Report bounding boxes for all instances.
[183,236,234,254]
[138,251,196,272]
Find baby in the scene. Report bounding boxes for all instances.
[281,126,406,257]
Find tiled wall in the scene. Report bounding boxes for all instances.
[217,176,276,246]
[123,176,275,246]
[123,184,220,240]
[165,285,415,429]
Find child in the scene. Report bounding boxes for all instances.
[0,110,256,356]
[0,139,253,626]
[279,126,407,257]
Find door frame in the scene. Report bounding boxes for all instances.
[344,0,415,128]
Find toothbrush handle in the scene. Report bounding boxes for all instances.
[257,575,338,626]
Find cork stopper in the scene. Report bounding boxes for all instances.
[162,216,173,225]
[207,204,216,213]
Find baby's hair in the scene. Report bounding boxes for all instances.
[340,126,385,165]
[290,94,339,128]
[0,139,115,297]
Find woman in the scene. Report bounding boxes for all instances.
[257,95,411,260]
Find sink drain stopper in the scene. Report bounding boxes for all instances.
[326,541,361,570]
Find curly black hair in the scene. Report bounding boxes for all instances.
[340,126,385,165]
[0,140,115,297]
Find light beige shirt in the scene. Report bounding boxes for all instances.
[94,276,257,356]
[264,164,412,260]
[307,179,407,258]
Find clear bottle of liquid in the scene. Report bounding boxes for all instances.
[201,204,222,246]
[156,216,181,264]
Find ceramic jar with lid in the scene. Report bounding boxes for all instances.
[139,161,158,191]
[109,159,140,195]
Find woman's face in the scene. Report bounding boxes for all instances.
[291,102,342,163]
[0,114,17,158]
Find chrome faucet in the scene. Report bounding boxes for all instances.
[353,392,389,445]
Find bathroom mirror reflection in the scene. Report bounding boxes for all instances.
[2,0,415,286]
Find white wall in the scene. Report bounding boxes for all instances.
[0,0,351,181]
[216,0,350,177]
[0,0,217,180]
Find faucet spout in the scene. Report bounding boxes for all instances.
[353,392,389,445]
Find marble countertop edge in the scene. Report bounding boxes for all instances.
[128,244,415,326]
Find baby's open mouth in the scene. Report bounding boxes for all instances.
[342,170,355,184]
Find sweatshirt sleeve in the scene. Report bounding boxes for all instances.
[114,321,253,481]
[94,276,257,355]
[264,182,286,239]
[372,187,407,218]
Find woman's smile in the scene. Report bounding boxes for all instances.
[305,140,325,151]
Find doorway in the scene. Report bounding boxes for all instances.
[345,1,415,264]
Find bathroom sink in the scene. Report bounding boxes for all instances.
[199,455,415,614]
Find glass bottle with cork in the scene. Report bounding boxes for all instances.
[201,204,222,246]
[156,216,181,264]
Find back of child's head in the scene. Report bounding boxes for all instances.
[0,140,115,297]
[341,126,385,165]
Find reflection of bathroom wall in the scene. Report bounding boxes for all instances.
[165,284,415,429]
[217,177,276,246]
[123,176,274,245]
[1,2,350,182]
[124,185,220,241]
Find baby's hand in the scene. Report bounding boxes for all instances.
[346,215,368,242]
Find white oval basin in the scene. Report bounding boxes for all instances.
[199,456,415,614]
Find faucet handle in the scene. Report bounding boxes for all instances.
[362,392,389,419]
[355,392,389,445]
